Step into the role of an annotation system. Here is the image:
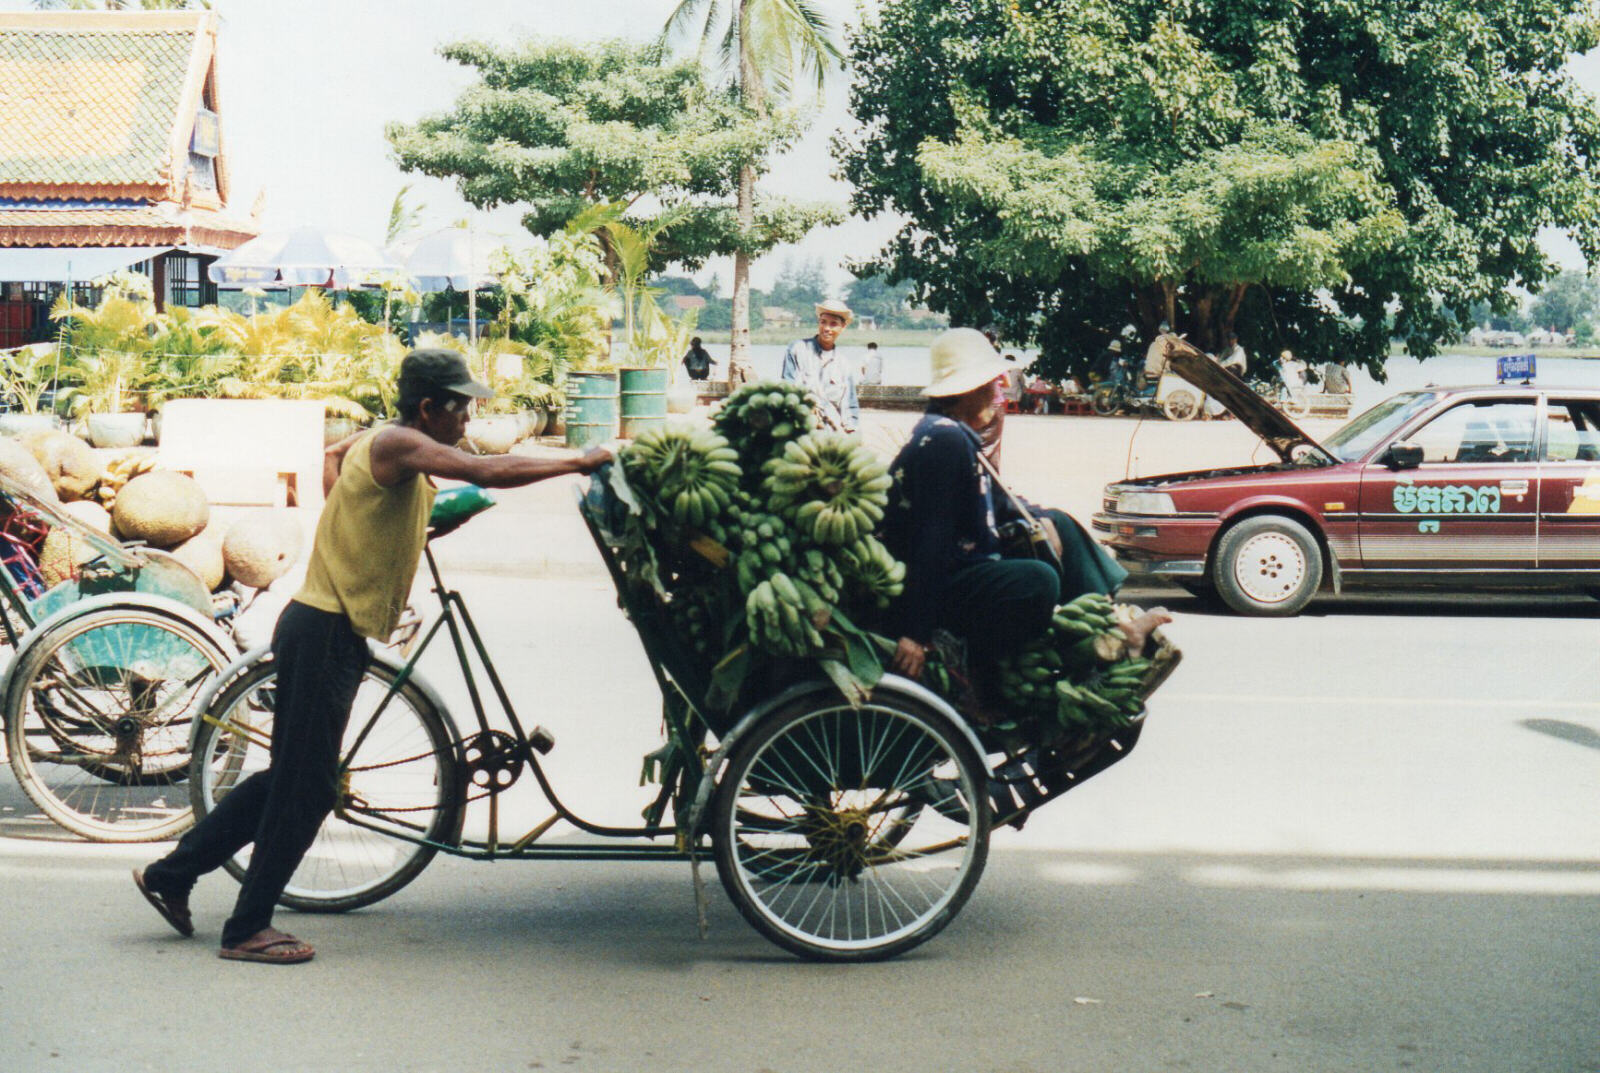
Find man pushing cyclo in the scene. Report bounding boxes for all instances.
[133,350,609,964]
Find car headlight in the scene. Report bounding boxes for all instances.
[1116,491,1177,515]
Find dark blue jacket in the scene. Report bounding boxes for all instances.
[881,412,1019,642]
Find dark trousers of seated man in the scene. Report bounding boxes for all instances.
[938,509,1127,662]
[143,601,369,946]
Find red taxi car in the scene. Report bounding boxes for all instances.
[1092,343,1600,615]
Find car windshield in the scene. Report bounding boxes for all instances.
[1322,392,1438,462]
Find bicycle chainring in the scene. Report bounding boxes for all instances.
[461,730,523,793]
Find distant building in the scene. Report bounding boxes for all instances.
[671,294,706,312]
[0,9,257,347]
[761,306,799,328]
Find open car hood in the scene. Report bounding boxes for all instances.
[1163,337,1335,464]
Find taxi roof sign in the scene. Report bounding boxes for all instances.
[1496,353,1536,382]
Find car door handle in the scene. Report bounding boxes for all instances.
[1500,479,1529,494]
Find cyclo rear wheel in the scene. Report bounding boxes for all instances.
[712,690,990,962]
[4,604,231,842]
[189,658,463,913]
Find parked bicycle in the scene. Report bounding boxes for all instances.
[0,475,238,841]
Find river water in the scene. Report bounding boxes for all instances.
[728,344,1593,417]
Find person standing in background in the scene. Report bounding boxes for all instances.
[681,337,712,382]
[862,341,884,386]
[781,299,860,432]
[1003,354,1025,408]
[1219,332,1247,376]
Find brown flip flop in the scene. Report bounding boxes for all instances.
[219,928,314,965]
[132,868,194,938]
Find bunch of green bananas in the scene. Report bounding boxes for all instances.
[620,423,742,529]
[727,505,797,594]
[1054,656,1150,730]
[994,592,1157,738]
[763,431,892,546]
[840,535,907,609]
[794,546,846,605]
[667,587,722,659]
[744,571,830,657]
[712,381,816,474]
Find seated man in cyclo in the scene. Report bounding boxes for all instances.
[133,349,610,965]
[882,328,1169,693]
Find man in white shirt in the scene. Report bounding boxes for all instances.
[862,341,884,386]
[1219,332,1247,376]
[781,298,860,431]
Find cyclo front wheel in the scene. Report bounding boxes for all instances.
[189,658,463,913]
[712,690,990,962]
[4,604,231,842]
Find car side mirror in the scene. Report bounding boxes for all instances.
[1385,442,1423,470]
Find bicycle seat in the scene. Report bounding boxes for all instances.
[430,485,497,528]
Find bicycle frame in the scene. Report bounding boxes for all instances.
[330,540,704,864]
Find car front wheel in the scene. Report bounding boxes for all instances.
[1212,515,1323,616]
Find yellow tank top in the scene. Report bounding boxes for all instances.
[296,429,435,640]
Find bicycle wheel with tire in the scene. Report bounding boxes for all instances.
[712,691,990,962]
[1090,385,1122,416]
[189,658,463,913]
[4,604,231,842]
[1162,389,1201,421]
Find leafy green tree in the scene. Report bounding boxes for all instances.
[387,39,832,293]
[1529,269,1600,333]
[768,255,828,314]
[840,0,1600,378]
[664,0,843,383]
[844,273,915,328]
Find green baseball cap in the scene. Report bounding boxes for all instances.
[398,348,494,399]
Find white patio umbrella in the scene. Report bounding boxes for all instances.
[208,227,402,288]
[393,226,499,292]
[389,225,509,340]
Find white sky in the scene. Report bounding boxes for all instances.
[6,0,1598,292]
[202,0,873,295]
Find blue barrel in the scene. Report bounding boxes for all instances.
[565,372,618,448]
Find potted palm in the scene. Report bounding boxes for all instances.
[0,343,63,436]
[51,277,159,447]
[144,306,240,442]
[60,348,151,447]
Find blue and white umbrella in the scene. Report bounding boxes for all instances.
[208,227,401,288]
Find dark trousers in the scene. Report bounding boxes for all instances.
[938,510,1128,660]
[144,601,369,946]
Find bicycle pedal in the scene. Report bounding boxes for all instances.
[528,726,556,755]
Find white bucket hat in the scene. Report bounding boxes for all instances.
[924,327,1011,398]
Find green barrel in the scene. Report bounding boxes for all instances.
[565,371,618,448]
[618,367,670,439]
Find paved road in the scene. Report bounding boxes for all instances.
[2,571,1597,1073]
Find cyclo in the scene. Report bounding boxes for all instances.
[0,474,237,842]
[186,477,1173,963]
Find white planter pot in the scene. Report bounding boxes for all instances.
[86,412,147,448]
[666,383,697,414]
[463,415,520,455]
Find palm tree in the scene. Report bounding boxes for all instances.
[662,0,841,387]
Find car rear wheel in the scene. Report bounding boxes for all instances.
[1212,515,1323,616]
